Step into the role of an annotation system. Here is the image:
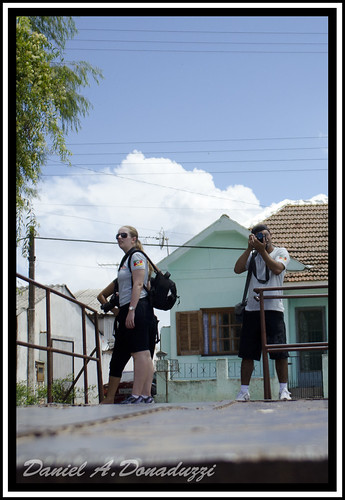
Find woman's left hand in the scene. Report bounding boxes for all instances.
[125,309,135,329]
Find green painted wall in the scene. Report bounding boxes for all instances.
[156,217,328,402]
[155,358,280,402]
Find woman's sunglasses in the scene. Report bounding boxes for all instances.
[116,232,129,240]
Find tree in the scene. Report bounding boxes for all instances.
[16,16,103,250]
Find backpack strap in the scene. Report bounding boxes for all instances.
[119,248,155,293]
[118,247,137,271]
[128,249,159,274]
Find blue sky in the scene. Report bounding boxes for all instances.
[54,13,329,205]
[13,7,335,300]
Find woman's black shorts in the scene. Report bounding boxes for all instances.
[238,310,289,361]
[109,298,154,377]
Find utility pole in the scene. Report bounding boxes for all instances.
[27,226,36,389]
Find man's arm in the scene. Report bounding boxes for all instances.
[234,236,253,275]
[252,236,285,275]
[258,249,285,275]
[234,248,252,274]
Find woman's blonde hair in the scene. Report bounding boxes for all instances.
[124,225,153,276]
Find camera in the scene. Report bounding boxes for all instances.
[101,293,119,313]
[256,232,265,243]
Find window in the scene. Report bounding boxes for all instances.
[176,311,203,356]
[52,338,74,380]
[296,307,326,372]
[203,308,241,355]
[35,361,45,382]
[176,308,241,356]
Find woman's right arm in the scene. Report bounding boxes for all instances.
[97,282,115,304]
[97,282,119,315]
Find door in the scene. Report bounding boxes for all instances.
[296,307,326,392]
[52,338,74,397]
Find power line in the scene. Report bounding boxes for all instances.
[69,38,328,46]
[78,28,328,35]
[46,158,327,167]
[64,136,328,146]
[35,212,117,226]
[63,146,329,156]
[65,47,327,54]
[34,203,257,212]
[41,163,263,207]
[34,236,327,253]
[42,168,327,177]
[35,236,247,251]
[41,162,326,208]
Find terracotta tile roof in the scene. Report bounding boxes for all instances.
[260,204,328,282]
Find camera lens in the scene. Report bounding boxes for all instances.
[256,232,264,242]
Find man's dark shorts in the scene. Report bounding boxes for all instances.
[238,310,289,361]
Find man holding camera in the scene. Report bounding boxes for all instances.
[234,223,292,401]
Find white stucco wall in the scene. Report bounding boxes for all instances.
[17,288,102,404]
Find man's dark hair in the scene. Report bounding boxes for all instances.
[251,224,270,235]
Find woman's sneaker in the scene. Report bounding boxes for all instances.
[141,396,154,404]
[120,395,143,404]
[236,390,250,401]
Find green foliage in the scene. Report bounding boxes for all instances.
[16,380,47,406]
[16,16,104,246]
[49,374,79,404]
[16,376,97,405]
[28,16,78,50]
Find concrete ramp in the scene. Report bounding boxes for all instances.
[15,399,330,489]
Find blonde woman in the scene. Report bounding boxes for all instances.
[98,226,155,404]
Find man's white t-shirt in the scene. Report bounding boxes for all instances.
[245,246,290,312]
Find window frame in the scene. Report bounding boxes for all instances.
[295,306,327,373]
[176,310,203,356]
[176,307,241,356]
[201,307,241,356]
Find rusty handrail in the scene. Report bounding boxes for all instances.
[17,273,99,312]
[253,284,328,399]
[16,273,104,403]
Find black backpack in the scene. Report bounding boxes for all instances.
[126,248,179,311]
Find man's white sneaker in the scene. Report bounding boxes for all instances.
[236,390,250,401]
[279,388,292,400]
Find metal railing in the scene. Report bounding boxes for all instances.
[254,284,328,399]
[16,273,104,404]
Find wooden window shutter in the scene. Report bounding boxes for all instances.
[176,311,203,356]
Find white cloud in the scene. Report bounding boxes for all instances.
[16,152,327,309]
[243,193,328,228]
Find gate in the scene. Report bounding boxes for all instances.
[254,284,328,399]
[16,273,104,404]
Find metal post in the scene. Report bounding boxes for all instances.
[165,366,169,403]
[46,289,52,403]
[27,227,36,389]
[259,291,271,399]
[81,307,89,404]
[62,347,97,402]
[93,312,104,403]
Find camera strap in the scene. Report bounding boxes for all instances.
[241,254,254,305]
[251,251,270,284]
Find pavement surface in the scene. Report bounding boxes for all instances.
[14,399,332,491]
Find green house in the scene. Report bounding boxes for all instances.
[155,204,328,402]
